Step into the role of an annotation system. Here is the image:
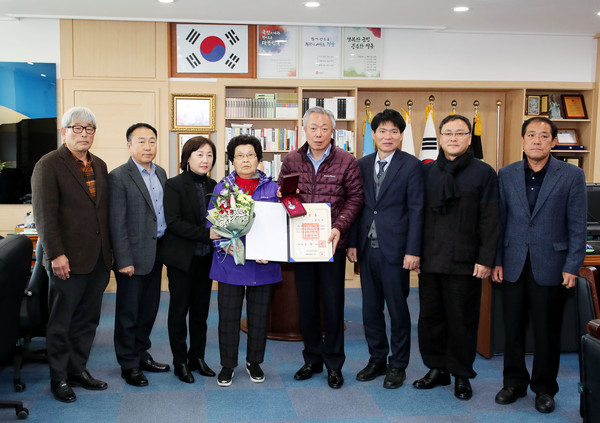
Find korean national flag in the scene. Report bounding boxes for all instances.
[176,24,249,73]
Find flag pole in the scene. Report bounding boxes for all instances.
[385,100,391,110]
[451,100,457,115]
[496,100,502,171]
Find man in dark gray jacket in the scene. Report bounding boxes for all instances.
[108,123,170,387]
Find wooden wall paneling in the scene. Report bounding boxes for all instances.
[60,20,74,79]
[71,20,158,79]
[502,89,525,167]
[62,80,167,172]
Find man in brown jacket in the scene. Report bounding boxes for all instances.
[32,106,112,403]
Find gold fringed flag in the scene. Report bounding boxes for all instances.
[472,110,484,160]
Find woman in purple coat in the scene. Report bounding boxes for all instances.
[208,135,281,387]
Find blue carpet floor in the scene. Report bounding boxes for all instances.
[0,288,582,422]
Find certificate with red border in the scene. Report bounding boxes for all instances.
[246,202,333,262]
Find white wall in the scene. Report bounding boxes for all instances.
[382,29,597,82]
[0,19,596,82]
[0,19,60,73]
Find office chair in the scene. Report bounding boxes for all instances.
[0,235,32,419]
[14,240,49,384]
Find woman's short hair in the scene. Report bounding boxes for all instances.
[180,136,217,171]
[226,135,263,163]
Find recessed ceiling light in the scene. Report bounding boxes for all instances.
[597,11,600,15]
[157,0,175,3]
[453,6,469,12]
[305,1,320,8]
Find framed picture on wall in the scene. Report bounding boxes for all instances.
[526,95,540,116]
[171,94,215,132]
[177,132,211,173]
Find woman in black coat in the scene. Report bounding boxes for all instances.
[159,136,217,383]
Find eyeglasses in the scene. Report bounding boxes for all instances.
[234,152,257,160]
[67,125,96,135]
[440,131,470,138]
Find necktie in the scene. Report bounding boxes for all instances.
[377,160,387,179]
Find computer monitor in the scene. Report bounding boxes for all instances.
[586,183,600,238]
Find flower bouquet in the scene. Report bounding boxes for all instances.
[207,181,255,265]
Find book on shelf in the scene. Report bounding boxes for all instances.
[301,96,355,120]
[299,129,354,153]
[226,126,299,151]
[275,92,299,119]
[258,154,283,180]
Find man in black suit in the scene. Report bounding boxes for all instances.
[413,114,499,401]
[108,123,170,387]
[348,109,424,389]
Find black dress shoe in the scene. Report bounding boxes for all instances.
[535,393,555,413]
[495,386,527,404]
[454,376,472,400]
[356,360,387,382]
[188,358,215,377]
[174,363,195,384]
[121,367,148,387]
[51,379,76,403]
[67,370,108,390]
[412,368,451,389]
[140,357,170,373]
[294,363,323,381]
[328,369,344,389]
[383,367,406,389]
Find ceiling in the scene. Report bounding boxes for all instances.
[1,0,599,36]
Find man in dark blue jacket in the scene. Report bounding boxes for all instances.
[348,108,424,389]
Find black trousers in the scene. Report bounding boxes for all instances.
[114,259,163,370]
[501,256,565,395]
[217,282,275,368]
[360,245,411,369]
[167,254,213,364]
[295,249,346,371]
[47,254,109,381]
[417,271,482,379]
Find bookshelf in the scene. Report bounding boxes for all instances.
[509,88,595,176]
[224,85,358,179]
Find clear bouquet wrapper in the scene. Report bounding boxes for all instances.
[207,182,255,265]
